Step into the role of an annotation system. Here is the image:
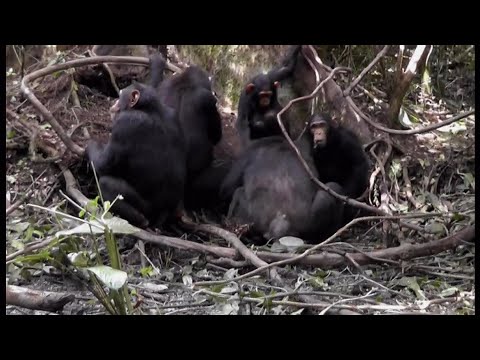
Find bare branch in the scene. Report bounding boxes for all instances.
[6,284,75,312]
[21,55,181,156]
[344,45,390,96]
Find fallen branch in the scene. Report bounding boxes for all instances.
[88,48,120,96]
[182,220,280,280]
[57,167,472,275]
[403,166,421,209]
[195,214,467,286]
[21,55,181,156]
[6,190,33,216]
[6,284,75,312]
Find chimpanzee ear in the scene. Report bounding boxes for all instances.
[245,83,256,94]
[274,81,281,88]
[129,89,141,108]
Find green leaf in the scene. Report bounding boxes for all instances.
[67,252,90,267]
[224,268,238,280]
[11,239,25,251]
[440,287,459,297]
[389,159,402,180]
[308,277,325,289]
[6,222,30,233]
[425,222,445,235]
[397,276,426,300]
[291,308,305,315]
[141,282,168,292]
[249,291,265,298]
[87,265,128,290]
[7,129,16,139]
[459,172,475,191]
[452,213,465,222]
[139,266,155,277]
[421,68,431,94]
[398,107,413,128]
[55,217,140,237]
[182,274,193,287]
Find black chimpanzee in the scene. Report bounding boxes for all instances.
[308,113,370,200]
[149,54,226,210]
[220,134,344,244]
[86,70,187,228]
[236,46,302,148]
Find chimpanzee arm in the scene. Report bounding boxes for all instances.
[340,131,370,198]
[219,154,250,201]
[149,53,167,88]
[236,93,253,148]
[87,113,136,175]
[195,88,223,144]
[270,45,302,82]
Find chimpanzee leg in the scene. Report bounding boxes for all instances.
[186,161,232,211]
[227,187,249,220]
[99,176,150,228]
[310,182,345,241]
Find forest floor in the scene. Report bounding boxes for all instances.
[5,47,475,315]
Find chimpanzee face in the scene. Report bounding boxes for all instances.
[309,115,331,150]
[245,74,281,109]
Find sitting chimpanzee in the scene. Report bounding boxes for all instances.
[220,135,344,244]
[149,54,226,210]
[86,64,187,228]
[308,113,370,199]
[308,113,370,224]
[236,46,301,148]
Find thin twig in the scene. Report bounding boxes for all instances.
[319,289,377,315]
[348,97,474,135]
[344,45,390,96]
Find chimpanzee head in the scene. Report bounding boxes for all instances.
[309,113,337,150]
[244,73,281,110]
[109,82,158,121]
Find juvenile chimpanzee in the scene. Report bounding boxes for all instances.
[149,54,225,210]
[308,113,370,200]
[220,135,344,244]
[86,77,187,228]
[236,46,302,147]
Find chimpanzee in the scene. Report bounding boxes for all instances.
[220,135,344,244]
[149,54,225,210]
[308,113,370,200]
[236,46,302,147]
[86,75,187,228]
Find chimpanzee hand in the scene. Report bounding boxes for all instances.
[85,140,104,163]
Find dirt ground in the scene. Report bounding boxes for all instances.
[5,46,475,315]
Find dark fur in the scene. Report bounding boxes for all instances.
[220,135,344,244]
[310,114,370,199]
[236,46,301,148]
[149,54,225,210]
[86,80,187,228]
